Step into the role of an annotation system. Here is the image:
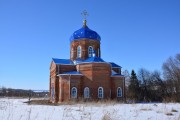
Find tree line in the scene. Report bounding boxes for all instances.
[0,87,49,98]
[126,53,180,102]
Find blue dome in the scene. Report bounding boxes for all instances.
[70,25,101,42]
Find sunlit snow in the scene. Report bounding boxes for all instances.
[0,98,180,120]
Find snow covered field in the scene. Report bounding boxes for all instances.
[0,98,180,120]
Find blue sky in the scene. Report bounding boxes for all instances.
[0,0,180,90]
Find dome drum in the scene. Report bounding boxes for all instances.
[70,39,100,60]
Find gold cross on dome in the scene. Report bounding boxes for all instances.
[81,10,89,20]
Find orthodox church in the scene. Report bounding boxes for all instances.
[49,18,125,103]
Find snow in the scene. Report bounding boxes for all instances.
[0,98,180,120]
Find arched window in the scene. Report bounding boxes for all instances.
[84,87,90,98]
[117,87,122,97]
[71,87,77,98]
[98,87,103,98]
[88,46,93,57]
[77,46,81,58]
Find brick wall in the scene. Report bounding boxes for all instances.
[70,39,101,60]
[58,75,82,102]
[49,62,57,102]
[58,65,76,73]
[77,63,112,99]
[111,76,125,100]
[50,60,125,103]
[59,76,70,102]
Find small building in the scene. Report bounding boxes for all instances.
[49,19,125,103]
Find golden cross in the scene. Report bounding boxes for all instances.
[81,10,89,20]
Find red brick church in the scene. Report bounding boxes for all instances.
[49,18,125,103]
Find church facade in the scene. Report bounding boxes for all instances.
[49,19,125,103]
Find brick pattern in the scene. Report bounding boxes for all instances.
[49,38,125,103]
[111,76,125,100]
[70,39,101,60]
[58,65,76,74]
[78,63,111,99]
[50,64,77,102]
[50,63,125,102]
[58,75,82,102]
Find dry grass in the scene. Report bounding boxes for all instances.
[28,99,124,106]
[140,108,152,111]
[156,110,162,113]
[171,108,178,112]
[102,113,111,120]
[25,100,57,105]
[140,105,152,111]
[165,112,173,116]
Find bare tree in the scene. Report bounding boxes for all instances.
[162,53,180,102]
[137,69,164,102]
[138,68,151,101]
[122,69,130,87]
[149,71,164,101]
[122,70,130,101]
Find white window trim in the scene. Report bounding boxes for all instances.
[98,87,104,98]
[71,87,77,98]
[117,87,122,97]
[77,46,81,58]
[84,87,90,98]
[88,46,93,57]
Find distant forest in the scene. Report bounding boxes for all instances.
[0,88,49,98]
[125,53,180,102]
